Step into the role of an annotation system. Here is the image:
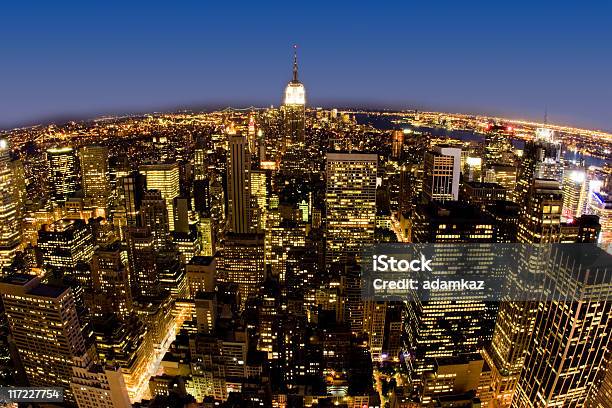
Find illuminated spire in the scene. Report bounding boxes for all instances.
[292,44,298,82]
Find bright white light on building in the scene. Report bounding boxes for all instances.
[284,83,306,105]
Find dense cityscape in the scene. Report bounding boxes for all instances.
[0,50,610,408]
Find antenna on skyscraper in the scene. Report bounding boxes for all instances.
[544,106,548,125]
[292,44,298,82]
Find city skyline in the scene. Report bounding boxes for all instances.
[1,2,612,131]
[0,4,610,407]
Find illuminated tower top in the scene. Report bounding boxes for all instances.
[284,45,306,105]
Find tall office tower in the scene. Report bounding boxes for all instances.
[122,171,146,226]
[0,274,89,403]
[408,201,495,385]
[193,178,211,214]
[139,163,180,231]
[484,124,514,166]
[38,219,95,276]
[70,359,132,408]
[47,146,79,205]
[79,145,110,209]
[325,152,377,264]
[515,128,562,206]
[281,46,306,145]
[139,190,170,251]
[227,134,252,233]
[0,140,21,268]
[561,168,587,220]
[364,301,387,361]
[218,232,264,309]
[250,169,267,231]
[173,196,189,233]
[423,146,461,202]
[91,241,132,320]
[126,226,159,299]
[512,246,612,407]
[247,113,257,153]
[391,129,405,159]
[193,144,207,181]
[517,179,563,243]
[198,216,214,256]
[589,191,612,243]
[483,181,564,407]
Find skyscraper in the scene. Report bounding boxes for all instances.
[512,246,612,407]
[126,226,159,298]
[589,191,612,243]
[227,134,252,233]
[122,170,146,227]
[91,241,132,320]
[281,46,306,145]
[561,168,587,221]
[47,146,79,205]
[423,146,461,202]
[325,152,377,264]
[515,129,563,206]
[140,163,180,231]
[139,189,170,251]
[517,179,563,244]
[38,218,95,276]
[484,180,564,407]
[0,274,89,403]
[218,232,264,309]
[0,139,21,268]
[79,145,110,209]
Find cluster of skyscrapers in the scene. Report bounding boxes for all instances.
[0,50,609,408]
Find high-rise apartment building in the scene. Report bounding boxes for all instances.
[325,152,377,264]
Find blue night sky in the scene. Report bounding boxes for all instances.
[1,1,611,131]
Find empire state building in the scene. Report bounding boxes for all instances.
[282,46,306,145]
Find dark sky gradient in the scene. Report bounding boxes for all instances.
[1,1,611,130]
